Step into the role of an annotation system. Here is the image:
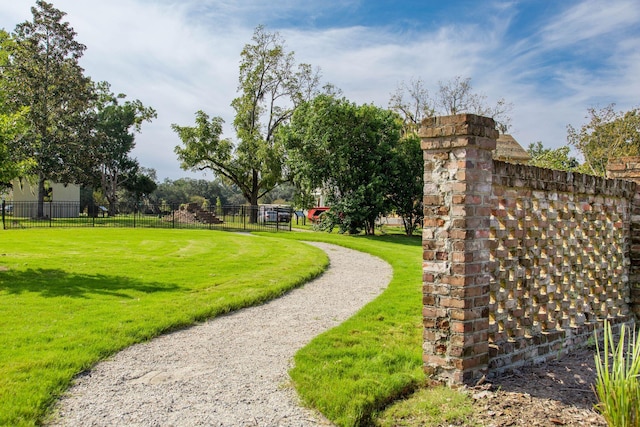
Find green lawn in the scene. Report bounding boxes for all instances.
[0,228,327,426]
[0,227,474,427]
[265,232,428,426]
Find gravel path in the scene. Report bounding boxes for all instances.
[46,242,392,427]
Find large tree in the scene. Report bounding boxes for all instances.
[568,104,640,177]
[387,76,513,234]
[3,1,95,216]
[92,82,156,215]
[0,30,33,185]
[173,26,320,220]
[282,95,402,235]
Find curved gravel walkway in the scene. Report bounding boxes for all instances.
[47,242,392,427]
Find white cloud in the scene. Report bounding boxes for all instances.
[540,0,640,49]
[1,0,638,179]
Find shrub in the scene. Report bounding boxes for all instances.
[593,320,640,427]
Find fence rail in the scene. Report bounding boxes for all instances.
[1,201,293,233]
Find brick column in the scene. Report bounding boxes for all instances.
[419,114,498,385]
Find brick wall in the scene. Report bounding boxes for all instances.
[607,157,640,321]
[420,114,639,385]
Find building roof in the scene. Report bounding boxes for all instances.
[493,134,531,164]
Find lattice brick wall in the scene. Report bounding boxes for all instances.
[489,182,632,369]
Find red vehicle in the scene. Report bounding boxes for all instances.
[307,207,329,222]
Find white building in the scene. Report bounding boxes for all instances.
[11,179,80,218]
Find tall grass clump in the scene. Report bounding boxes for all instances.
[593,320,640,427]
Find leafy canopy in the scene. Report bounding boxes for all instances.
[526,141,579,171]
[0,30,33,185]
[173,26,321,209]
[3,1,95,216]
[91,81,156,213]
[568,104,640,176]
[282,95,402,235]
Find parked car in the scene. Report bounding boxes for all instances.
[260,206,291,223]
[3,204,12,215]
[276,209,291,222]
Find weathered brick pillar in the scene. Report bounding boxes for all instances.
[419,114,498,385]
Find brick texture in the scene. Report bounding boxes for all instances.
[421,114,638,386]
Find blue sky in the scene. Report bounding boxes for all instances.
[1,0,639,181]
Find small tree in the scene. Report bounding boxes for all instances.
[568,104,640,177]
[92,82,156,215]
[121,170,157,206]
[526,141,580,171]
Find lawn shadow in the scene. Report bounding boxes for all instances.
[359,233,423,247]
[0,268,182,298]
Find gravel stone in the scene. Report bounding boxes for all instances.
[46,242,392,427]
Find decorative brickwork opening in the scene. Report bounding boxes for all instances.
[420,114,638,386]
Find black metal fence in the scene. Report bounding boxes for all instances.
[1,200,293,232]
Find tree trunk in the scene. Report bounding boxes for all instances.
[37,174,46,219]
[248,170,260,223]
[249,192,259,224]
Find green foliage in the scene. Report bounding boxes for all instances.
[526,141,580,171]
[92,82,156,214]
[282,95,402,235]
[189,194,207,208]
[154,177,240,206]
[386,134,424,236]
[568,104,640,177]
[3,1,95,212]
[121,170,157,204]
[173,26,321,209]
[0,228,327,426]
[0,30,34,184]
[0,106,33,184]
[593,321,640,427]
